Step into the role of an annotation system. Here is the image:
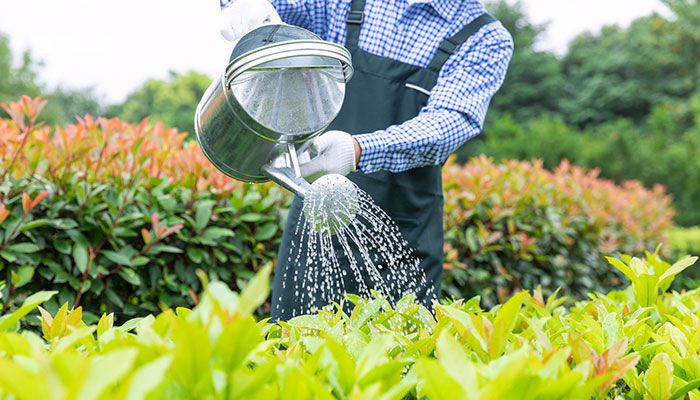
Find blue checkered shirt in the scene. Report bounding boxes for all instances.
[220,0,513,173]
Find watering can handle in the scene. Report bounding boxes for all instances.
[225,39,354,87]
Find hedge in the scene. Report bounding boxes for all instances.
[0,97,289,322]
[669,227,700,287]
[0,252,697,399]
[442,156,675,306]
[0,96,676,319]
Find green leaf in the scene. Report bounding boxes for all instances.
[489,291,528,359]
[76,349,137,400]
[131,256,150,267]
[105,288,125,309]
[255,222,277,241]
[157,194,177,211]
[435,331,478,398]
[19,219,50,232]
[671,378,700,400]
[187,247,204,264]
[238,264,272,316]
[148,244,183,254]
[415,359,468,400]
[72,242,89,273]
[0,291,57,331]
[11,265,34,288]
[118,268,142,286]
[102,250,133,267]
[0,250,17,262]
[124,355,173,400]
[630,257,649,276]
[634,274,659,308]
[0,358,51,399]
[480,349,532,398]
[321,336,356,394]
[358,360,411,388]
[240,213,262,222]
[606,256,637,283]
[658,256,697,288]
[435,304,487,357]
[51,218,79,230]
[201,227,235,242]
[97,313,114,339]
[644,353,674,400]
[214,317,262,376]
[194,200,216,231]
[7,243,40,253]
[53,239,72,255]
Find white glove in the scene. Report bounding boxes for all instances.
[219,0,282,42]
[299,131,358,182]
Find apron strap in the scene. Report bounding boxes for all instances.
[427,13,496,74]
[345,0,367,48]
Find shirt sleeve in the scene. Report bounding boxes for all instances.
[219,0,328,37]
[354,23,514,174]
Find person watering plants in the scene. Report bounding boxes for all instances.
[219,0,513,320]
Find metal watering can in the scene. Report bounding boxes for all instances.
[195,25,354,198]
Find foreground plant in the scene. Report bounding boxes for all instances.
[0,252,697,399]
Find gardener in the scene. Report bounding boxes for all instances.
[220,0,513,320]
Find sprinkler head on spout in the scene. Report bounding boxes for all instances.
[302,174,359,234]
[262,144,359,234]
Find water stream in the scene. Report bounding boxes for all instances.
[275,174,436,317]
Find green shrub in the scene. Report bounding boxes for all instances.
[442,156,674,306]
[0,252,697,399]
[669,226,700,287]
[0,97,676,319]
[670,227,700,256]
[0,176,286,323]
[0,97,289,323]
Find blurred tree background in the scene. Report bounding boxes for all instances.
[1,0,699,225]
[105,71,210,134]
[462,0,700,227]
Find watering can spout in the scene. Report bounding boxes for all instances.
[263,164,311,199]
[263,142,311,199]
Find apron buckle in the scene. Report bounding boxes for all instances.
[346,10,365,24]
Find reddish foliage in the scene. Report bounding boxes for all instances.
[1,97,241,195]
[442,156,674,255]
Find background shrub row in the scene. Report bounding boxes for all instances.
[0,97,676,320]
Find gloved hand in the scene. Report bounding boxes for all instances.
[219,0,282,42]
[299,131,360,182]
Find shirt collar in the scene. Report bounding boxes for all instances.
[407,0,463,21]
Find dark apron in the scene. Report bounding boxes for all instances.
[271,0,496,320]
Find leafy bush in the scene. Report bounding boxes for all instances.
[0,97,675,319]
[670,226,700,287]
[0,96,289,323]
[0,252,697,399]
[670,227,700,256]
[442,156,674,306]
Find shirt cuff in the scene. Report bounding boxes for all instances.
[354,132,389,174]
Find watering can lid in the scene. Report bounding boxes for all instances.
[230,24,343,72]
